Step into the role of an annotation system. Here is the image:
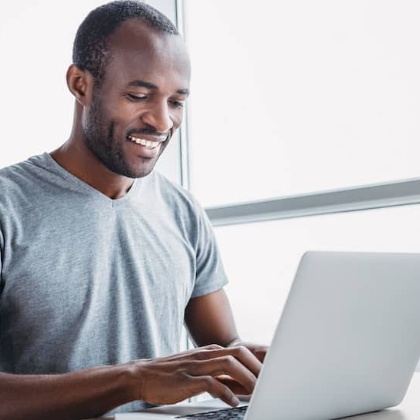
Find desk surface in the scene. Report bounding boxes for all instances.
[93,372,420,419]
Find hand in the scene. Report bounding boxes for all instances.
[227,339,268,363]
[130,344,262,407]
[224,340,268,400]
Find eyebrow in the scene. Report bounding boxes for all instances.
[128,80,190,96]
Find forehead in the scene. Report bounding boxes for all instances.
[104,19,191,91]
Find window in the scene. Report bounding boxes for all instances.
[216,204,420,344]
[184,0,420,207]
[182,0,420,365]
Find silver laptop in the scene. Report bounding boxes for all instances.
[116,251,420,420]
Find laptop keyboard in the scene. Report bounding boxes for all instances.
[175,405,248,419]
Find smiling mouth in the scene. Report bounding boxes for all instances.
[127,135,164,149]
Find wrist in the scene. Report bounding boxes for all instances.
[124,360,146,402]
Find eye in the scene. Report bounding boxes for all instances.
[170,99,185,109]
[127,93,148,102]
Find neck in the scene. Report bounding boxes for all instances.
[50,142,135,199]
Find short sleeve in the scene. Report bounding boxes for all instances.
[190,203,229,298]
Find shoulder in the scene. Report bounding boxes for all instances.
[0,156,36,194]
[0,153,53,185]
[0,153,57,207]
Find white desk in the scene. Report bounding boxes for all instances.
[94,372,420,419]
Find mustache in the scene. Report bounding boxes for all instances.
[127,127,170,139]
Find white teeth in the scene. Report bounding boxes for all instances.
[128,136,160,149]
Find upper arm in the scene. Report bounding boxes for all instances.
[184,288,240,348]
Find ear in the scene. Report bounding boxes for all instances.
[66,64,93,105]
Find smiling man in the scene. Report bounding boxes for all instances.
[0,1,266,419]
[55,13,191,187]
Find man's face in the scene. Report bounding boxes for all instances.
[82,21,191,179]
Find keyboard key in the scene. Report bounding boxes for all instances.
[176,405,248,419]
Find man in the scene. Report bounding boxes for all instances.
[0,1,267,419]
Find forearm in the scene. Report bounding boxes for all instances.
[184,290,268,363]
[0,364,135,420]
[185,290,240,347]
[0,345,264,419]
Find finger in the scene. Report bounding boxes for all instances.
[228,341,269,364]
[216,375,252,396]
[166,345,224,360]
[190,375,240,407]
[186,346,263,378]
[248,345,268,363]
[189,355,258,394]
[224,346,262,377]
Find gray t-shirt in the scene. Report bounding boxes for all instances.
[0,153,228,413]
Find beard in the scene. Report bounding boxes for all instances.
[83,95,139,179]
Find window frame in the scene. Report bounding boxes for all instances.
[176,0,420,227]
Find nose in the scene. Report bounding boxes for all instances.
[141,100,174,133]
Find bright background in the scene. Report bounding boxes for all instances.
[182,0,420,353]
[184,0,420,207]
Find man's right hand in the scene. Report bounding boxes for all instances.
[129,344,263,407]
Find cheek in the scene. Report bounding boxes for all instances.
[103,105,129,121]
[101,104,134,133]
[171,110,184,129]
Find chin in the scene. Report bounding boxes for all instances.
[132,165,156,179]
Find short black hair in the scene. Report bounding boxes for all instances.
[72,0,179,82]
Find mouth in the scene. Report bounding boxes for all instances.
[127,135,164,149]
